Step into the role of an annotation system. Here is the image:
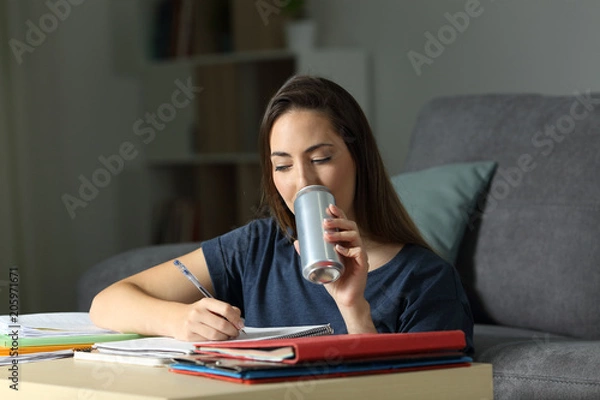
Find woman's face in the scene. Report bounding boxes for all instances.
[269,109,357,219]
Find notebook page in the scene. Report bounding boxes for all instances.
[95,337,196,355]
[233,325,333,341]
[94,324,333,355]
[0,312,115,336]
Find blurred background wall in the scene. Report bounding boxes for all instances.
[309,0,600,172]
[1,0,599,313]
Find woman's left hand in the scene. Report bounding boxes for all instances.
[294,204,376,333]
[319,204,370,307]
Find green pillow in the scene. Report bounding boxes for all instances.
[391,161,497,264]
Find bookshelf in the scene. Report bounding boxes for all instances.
[112,0,370,243]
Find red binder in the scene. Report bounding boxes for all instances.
[195,330,466,364]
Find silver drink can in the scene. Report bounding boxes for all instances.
[294,185,345,284]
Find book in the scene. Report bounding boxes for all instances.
[169,353,473,384]
[0,312,114,337]
[94,337,197,358]
[74,349,173,367]
[94,324,333,358]
[231,0,285,51]
[0,344,93,356]
[190,345,295,362]
[0,333,141,348]
[0,349,76,366]
[174,350,468,369]
[168,330,470,384]
[175,0,194,57]
[0,312,142,347]
[0,312,141,365]
[195,330,467,364]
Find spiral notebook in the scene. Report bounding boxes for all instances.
[93,324,333,358]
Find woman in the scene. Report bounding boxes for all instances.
[90,75,474,352]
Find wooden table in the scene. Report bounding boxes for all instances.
[1,358,493,399]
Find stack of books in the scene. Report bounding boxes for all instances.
[168,330,472,384]
[74,324,334,367]
[0,312,140,365]
[4,311,472,384]
[151,0,286,60]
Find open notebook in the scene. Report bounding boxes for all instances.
[0,312,140,365]
[0,312,140,347]
[92,324,333,358]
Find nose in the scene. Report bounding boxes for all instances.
[295,163,319,195]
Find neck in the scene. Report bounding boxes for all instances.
[361,237,404,271]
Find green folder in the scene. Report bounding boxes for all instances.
[1,312,146,348]
[1,333,142,347]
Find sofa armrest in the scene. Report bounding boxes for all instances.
[77,242,201,312]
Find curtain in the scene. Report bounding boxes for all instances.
[0,0,18,313]
[0,0,38,313]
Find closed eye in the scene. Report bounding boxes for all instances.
[312,156,331,164]
[274,165,291,172]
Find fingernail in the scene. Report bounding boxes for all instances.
[336,244,348,253]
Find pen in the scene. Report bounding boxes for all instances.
[173,259,213,299]
[173,259,245,333]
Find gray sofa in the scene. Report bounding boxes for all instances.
[78,92,600,399]
[402,92,600,399]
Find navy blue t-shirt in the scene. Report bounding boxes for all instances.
[202,218,474,353]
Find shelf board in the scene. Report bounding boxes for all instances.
[144,49,295,69]
[147,153,260,166]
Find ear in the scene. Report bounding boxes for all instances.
[293,240,300,255]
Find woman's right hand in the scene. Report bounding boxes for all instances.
[90,247,243,339]
[171,298,245,341]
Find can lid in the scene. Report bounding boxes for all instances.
[295,185,332,198]
[306,264,343,284]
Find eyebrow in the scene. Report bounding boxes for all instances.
[270,143,334,158]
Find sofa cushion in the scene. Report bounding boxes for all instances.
[474,324,600,400]
[77,242,201,311]
[403,93,600,339]
[473,324,569,360]
[390,161,497,263]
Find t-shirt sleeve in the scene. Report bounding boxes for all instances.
[201,223,253,312]
[399,256,475,354]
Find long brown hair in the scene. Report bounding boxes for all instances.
[258,75,432,250]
